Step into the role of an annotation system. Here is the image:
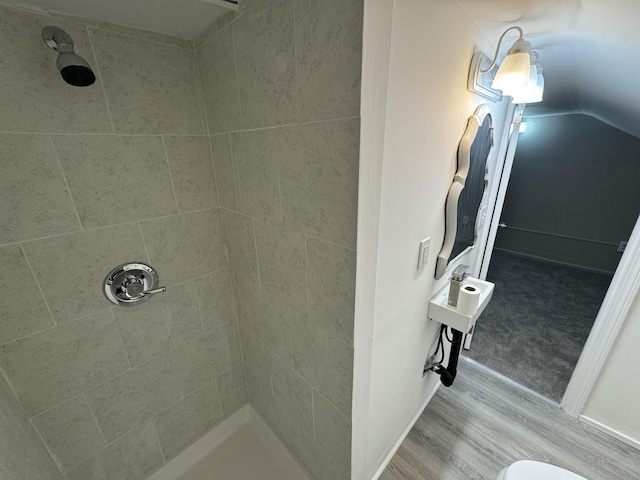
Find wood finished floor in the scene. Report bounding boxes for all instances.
[380,359,640,480]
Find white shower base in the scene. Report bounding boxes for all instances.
[146,405,311,480]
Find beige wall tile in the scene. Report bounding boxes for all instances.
[312,390,351,469]
[194,268,238,331]
[221,210,259,282]
[64,423,163,480]
[278,119,360,248]
[255,220,307,313]
[140,209,227,285]
[52,135,177,229]
[290,314,353,417]
[298,426,350,480]
[0,367,31,479]
[294,0,363,121]
[164,136,219,213]
[0,244,54,346]
[31,396,105,472]
[245,367,300,459]
[217,363,248,415]
[306,237,356,343]
[271,354,313,433]
[211,134,238,211]
[113,282,203,367]
[153,381,223,459]
[239,326,274,381]
[197,27,242,134]
[0,309,129,416]
[229,129,283,223]
[91,28,203,135]
[245,365,273,420]
[173,322,241,395]
[234,273,292,365]
[27,423,65,480]
[22,224,148,323]
[0,7,111,134]
[94,21,193,49]
[0,134,81,244]
[233,0,297,128]
[85,355,182,442]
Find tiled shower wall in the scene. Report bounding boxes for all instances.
[0,5,247,479]
[196,1,363,479]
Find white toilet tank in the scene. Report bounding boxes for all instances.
[497,460,589,480]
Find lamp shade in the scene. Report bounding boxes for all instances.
[491,52,530,93]
[512,72,544,104]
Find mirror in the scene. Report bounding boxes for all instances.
[435,104,493,279]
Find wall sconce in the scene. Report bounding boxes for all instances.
[468,26,544,104]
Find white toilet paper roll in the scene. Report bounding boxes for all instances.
[457,284,481,315]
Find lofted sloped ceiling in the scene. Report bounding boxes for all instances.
[1,0,237,40]
[456,0,640,138]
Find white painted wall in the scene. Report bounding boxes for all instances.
[581,289,640,448]
[353,0,511,478]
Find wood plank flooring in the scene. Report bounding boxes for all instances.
[380,358,640,480]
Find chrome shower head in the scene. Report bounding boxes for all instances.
[42,26,96,87]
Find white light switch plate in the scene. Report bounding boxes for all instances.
[417,237,430,269]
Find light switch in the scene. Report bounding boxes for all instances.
[417,237,431,269]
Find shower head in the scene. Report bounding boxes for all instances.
[42,26,96,87]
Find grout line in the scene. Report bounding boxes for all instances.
[47,134,84,235]
[304,232,357,252]
[0,131,211,137]
[18,242,58,328]
[152,422,167,462]
[28,415,66,475]
[214,378,225,416]
[311,388,317,440]
[230,23,245,129]
[137,222,152,265]
[252,218,262,288]
[83,393,109,447]
[0,116,360,137]
[193,49,211,136]
[11,219,144,248]
[287,307,295,365]
[226,134,242,211]
[160,136,182,213]
[274,139,285,227]
[191,279,208,334]
[0,324,56,348]
[207,137,222,208]
[86,28,117,135]
[303,236,311,320]
[218,205,232,269]
[292,1,301,123]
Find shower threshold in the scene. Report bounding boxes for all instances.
[146,405,310,480]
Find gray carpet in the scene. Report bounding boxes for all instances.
[464,249,613,402]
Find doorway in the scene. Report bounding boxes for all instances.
[464,112,640,403]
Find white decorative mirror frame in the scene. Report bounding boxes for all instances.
[435,104,494,279]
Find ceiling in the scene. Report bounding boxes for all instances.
[456,0,640,138]
[2,0,237,40]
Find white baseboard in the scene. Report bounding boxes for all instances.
[579,415,640,451]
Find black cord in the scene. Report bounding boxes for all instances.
[444,326,453,343]
[432,325,446,365]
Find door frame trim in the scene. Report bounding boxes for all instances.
[561,215,640,417]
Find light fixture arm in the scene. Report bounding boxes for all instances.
[479,26,524,74]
